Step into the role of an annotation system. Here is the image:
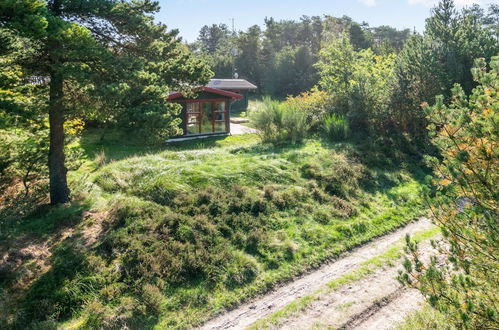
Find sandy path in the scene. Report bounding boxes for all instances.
[276,261,425,329]
[274,235,437,330]
[347,289,424,330]
[200,218,433,330]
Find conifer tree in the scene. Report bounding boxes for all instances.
[0,0,211,204]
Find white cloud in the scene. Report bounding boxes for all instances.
[408,0,482,7]
[359,0,377,7]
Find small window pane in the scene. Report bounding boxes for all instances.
[187,103,199,113]
[215,112,226,121]
[214,121,226,132]
[187,113,198,124]
[214,101,225,111]
[201,102,213,133]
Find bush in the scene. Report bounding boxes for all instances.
[282,103,309,144]
[285,90,333,131]
[300,152,366,198]
[317,36,395,134]
[323,113,349,141]
[0,128,48,195]
[224,251,260,288]
[250,97,309,144]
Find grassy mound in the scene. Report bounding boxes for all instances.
[0,133,427,329]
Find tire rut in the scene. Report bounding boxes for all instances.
[199,218,433,330]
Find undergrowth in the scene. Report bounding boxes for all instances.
[0,133,428,329]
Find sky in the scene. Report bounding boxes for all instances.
[155,0,497,43]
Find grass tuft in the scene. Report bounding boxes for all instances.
[1,131,431,329]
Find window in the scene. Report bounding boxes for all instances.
[214,101,227,133]
[186,102,201,134]
[213,101,225,111]
[215,112,225,121]
[187,103,199,113]
[184,100,228,135]
[214,121,226,132]
[201,102,213,133]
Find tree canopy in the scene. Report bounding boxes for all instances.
[0,0,212,204]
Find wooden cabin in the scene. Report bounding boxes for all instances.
[167,79,257,137]
[167,87,243,136]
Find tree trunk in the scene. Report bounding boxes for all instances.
[48,71,70,204]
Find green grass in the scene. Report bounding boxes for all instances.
[395,303,456,330]
[249,226,440,329]
[1,128,430,329]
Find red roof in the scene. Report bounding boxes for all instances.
[167,87,243,101]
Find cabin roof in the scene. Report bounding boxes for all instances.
[167,86,243,101]
[207,79,257,90]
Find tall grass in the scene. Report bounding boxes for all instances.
[323,113,349,141]
[2,136,428,329]
[250,97,309,144]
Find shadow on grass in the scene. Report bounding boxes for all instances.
[0,199,90,243]
[0,197,98,329]
[1,197,161,329]
[8,239,160,329]
[233,134,429,197]
[79,128,258,163]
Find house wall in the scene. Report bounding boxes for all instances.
[173,93,233,136]
[230,90,249,111]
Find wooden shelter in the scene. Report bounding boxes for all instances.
[167,87,243,136]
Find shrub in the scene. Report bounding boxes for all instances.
[323,113,349,141]
[300,153,366,198]
[0,128,48,196]
[249,97,283,143]
[224,251,260,288]
[317,36,395,134]
[250,97,309,144]
[141,283,164,314]
[285,90,333,131]
[281,103,309,144]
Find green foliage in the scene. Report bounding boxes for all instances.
[391,0,498,141]
[323,113,349,141]
[0,128,48,193]
[399,57,498,328]
[0,28,45,128]
[0,134,428,328]
[317,36,396,133]
[190,23,235,79]
[194,15,410,98]
[250,98,309,144]
[396,303,456,330]
[1,0,213,203]
[263,46,317,97]
[235,25,263,87]
[284,90,333,131]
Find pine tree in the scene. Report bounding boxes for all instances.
[0,0,211,204]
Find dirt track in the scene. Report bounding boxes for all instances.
[200,218,434,330]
